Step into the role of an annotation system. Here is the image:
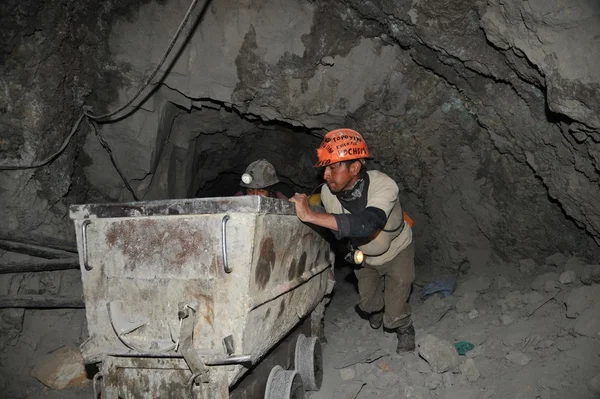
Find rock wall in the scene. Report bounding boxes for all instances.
[0,0,598,278]
[0,1,160,397]
[335,0,600,266]
[1,0,600,396]
[2,0,599,267]
[81,0,600,268]
[0,0,161,238]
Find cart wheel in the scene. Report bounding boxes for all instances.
[294,334,323,391]
[264,365,305,399]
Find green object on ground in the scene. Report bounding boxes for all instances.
[454,341,474,355]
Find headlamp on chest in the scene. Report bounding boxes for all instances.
[353,249,364,264]
[344,247,364,265]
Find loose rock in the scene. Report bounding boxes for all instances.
[425,373,442,390]
[456,292,478,313]
[574,305,600,337]
[432,297,449,310]
[564,257,586,277]
[333,381,366,399]
[504,291,523,309]
[565,285,600,318]
[31,346,87,390]
[555,337,575,351]
[467,310,479,319]
[406,370,426,387]
[354,362,376,376]
[373,372,400,389]
[544,280,560,292]
[459,358,480,382]
[505,350,531,366]
[436,387,481,399]
[535,339,554,349]
[503,329,531,348]
[545,253,567,267]
[519,258,537,274]
[494,276,512,289]
[589,374,600,394]
[538,376,563,391]
[320,56,335,66]
[416,358,432,374]
[522,291,544,305]
[402,386,431,399]
[442,372,454,388]
[530,272,559,291]
[456,276,491,295]
[0,309,25,343]
[340,366,356,381]
[557,328,569,337]
[559,271,576,284]
[417,334,460,373]
[581,264,600,285]
[466,345,484,358]
[362,373,379,386]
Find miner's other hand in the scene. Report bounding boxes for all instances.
[290,193,312,222]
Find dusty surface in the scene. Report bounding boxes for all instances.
[78,0,600,268]
[0,249,91,398]
[309,260,600,399]
[2,0,600,271]
[0,0,156,239]
[2,250,600,398]
[1,0,600,397]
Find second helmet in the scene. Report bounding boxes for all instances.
[240,159,280,189]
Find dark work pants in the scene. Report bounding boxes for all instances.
[354,242,415,330]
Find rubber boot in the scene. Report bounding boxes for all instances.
[369,311,383,329]
[396,324,416,353]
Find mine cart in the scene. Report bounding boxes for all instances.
[69,196,335,398]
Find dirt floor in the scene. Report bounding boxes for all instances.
[308,259,600,399]
[4,255,600,398]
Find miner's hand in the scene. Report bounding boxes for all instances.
[290,193,312,222]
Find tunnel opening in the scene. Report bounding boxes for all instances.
[148,101,325,200]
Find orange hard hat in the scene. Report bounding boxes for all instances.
[314,128,370,168]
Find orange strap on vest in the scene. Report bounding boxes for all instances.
[403,211,414,228]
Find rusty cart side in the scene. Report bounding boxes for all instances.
[70,196,334,398]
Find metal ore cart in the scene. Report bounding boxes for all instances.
[69,196,335,398]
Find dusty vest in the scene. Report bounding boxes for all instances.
[321,170,412,266]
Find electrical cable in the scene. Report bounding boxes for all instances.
[0,114,85,170]
[84,0,201,122]
[0,0,201,171]
[86,118,140,201]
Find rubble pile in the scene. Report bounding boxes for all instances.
[312,255,600,399]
